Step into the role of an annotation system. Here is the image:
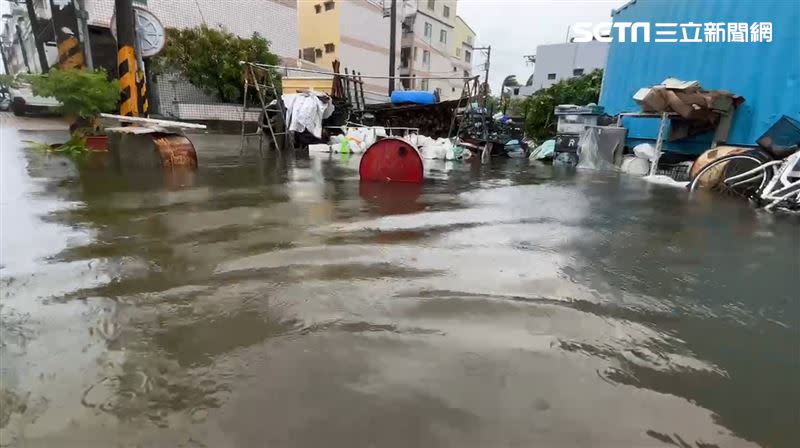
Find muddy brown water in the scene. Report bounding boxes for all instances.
[1,128,798,447]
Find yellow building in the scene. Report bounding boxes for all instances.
[297,0,402,100]
[453,15,476,79]
[298,0,341,70]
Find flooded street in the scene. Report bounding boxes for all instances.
[1,122,798,447]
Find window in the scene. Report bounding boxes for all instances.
[324,1,334,11]
[440,29,447,43]
[302,47,316,62]
[422,50,430,64]
[463,70,469,77]
[547,73,556,80]
[421,79,429,90]
[573,68,584,76]
[324,43,335,53]
[427,0,435,10]
[314,4,321,13]
[453,66,457,72]
[464,50,471,63]
[401,46,411,68]
[452,87,456,92]
[315,48,323,58]
[456,47,461,57]
[413,46,418,60]
[424,22,432,38]
[443,5,450,17]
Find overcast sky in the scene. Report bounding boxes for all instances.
[457,0,627,93]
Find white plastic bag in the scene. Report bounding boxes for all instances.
[633,143,659,161]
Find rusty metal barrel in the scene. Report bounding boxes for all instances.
[359,138,423,183]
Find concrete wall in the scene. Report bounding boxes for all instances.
[531,40,608,91]
[84,0,298,58]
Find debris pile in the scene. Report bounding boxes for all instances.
[308,126,470,161]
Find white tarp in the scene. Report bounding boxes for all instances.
[282,92,335,139]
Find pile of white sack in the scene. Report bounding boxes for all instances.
[416,135,466,160]
[308,127,467,160]
[308,126,387,154]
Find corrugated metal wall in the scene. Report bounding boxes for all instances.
[599,0,800,153]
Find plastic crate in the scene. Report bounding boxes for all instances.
[655,161,693,182]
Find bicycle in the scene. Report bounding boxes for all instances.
[689,145,800,212]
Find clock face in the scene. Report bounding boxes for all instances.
[134,9,165,57]
[110,6,166,58]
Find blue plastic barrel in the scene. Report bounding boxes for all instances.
[391,90,437,105]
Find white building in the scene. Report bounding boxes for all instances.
[529,40,608,92]
[82,0,298,59]
[399,0,473,100]
[1,1,60,75]
[298,0,401,103]
[79,0,299,119]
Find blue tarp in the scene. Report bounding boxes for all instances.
[391,90,437,105]
[600,0,800,154]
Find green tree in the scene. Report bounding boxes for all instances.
[152,26,280,103]
[24,68,120,155]
[26,69,119,119]
[522,69,603,143]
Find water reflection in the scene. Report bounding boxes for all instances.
[1,130,796,447]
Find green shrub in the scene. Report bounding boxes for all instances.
[522,69,603,143]
[25,68,119,119]
[152,26,280,103]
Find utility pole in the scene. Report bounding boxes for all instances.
[15,22,31,73]
[473,45,491,106]
[24,0,49,72]
[49,0,85,69]
[76,0,94,69]
[388,0,397,94]
[115,0,140,116]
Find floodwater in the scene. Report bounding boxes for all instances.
[1,124,798,448]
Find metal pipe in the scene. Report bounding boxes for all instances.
[388,0,396,94]
[243,62,477,81]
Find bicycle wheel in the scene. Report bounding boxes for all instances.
[689,153,772,198]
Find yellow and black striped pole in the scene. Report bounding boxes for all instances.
[137,68,149,117]
[115,0,140,117]
[49,0,85,70]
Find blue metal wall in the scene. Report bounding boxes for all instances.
[599,0,800,153]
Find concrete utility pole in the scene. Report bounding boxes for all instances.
[24,0,49,72]
[115,0,140,116]
[473,45,491,106]
[75,0,94,69]
[49,0,86,69]
[388,0,397,94]
[15,22,31,73]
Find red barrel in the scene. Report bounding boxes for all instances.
[359,138,423,183]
